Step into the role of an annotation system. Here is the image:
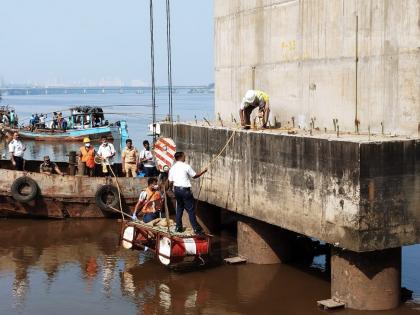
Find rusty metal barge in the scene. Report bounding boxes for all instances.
[0,159,145,218]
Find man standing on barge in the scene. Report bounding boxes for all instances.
[168,152,207,234]
[9,132,26,171]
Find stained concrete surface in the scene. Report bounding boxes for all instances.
[162,123,420,252]
[214,0,420,136]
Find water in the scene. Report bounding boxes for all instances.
[1,92,214,161]
[0,219,419,315]
[0,94,419,314]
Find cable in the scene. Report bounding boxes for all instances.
[165,0,174,137]
[149,0,157,144]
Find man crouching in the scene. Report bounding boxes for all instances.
[132,177,164,223]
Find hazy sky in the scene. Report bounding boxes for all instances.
[0,0,213,86]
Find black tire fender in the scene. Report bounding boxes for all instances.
[11,176,39,203]
[95,184,119,211]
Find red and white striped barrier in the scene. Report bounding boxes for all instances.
[154,137,176,172]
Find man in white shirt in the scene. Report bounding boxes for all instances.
[9,132,26,171]
[97,136,116,175]
[139,140,157,177]
[168,151,207,234]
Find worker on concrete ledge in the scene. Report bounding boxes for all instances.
[239,89,270,129]
[168,152,207,234]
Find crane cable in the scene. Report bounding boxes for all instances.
[165,0,174,137]
[149,0,157,144]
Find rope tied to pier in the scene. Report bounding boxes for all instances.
[195,129,236,212]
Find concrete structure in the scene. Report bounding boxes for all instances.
[161,0,419,311]
[215,0,419,136]
[161,122,419,310]
[162,124,420,253]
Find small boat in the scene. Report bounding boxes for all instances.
[0,158,145,218]
[18,106,128,141]
[120,220,211,267]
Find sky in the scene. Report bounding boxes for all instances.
[0,0,214,86]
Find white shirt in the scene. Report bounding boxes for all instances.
[9,140,26,157]
[168,161,196,188]
[39,115,46,123]
[97,142,116,164]
[140,149,155,168]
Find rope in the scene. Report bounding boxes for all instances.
[165,0,174,137]
[163,186,171,235]
[107,162,125,222]
[194,130,236,211]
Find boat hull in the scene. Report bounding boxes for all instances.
[18,126,120,141]
[0,168,146,218]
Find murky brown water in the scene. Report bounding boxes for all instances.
[0,219,419,315]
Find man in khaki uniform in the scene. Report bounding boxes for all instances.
[122,139,139,177]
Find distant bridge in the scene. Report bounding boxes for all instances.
[0,85,213,96]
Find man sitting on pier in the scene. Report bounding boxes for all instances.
[168,152,207,234]
[40,155,64,176]
[239,89,270,129]
[132,177,164,223]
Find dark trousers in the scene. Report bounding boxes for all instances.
[174,187,201,231]
[14,156,24,171]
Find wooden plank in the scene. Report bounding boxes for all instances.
[317,299,345,310]
[224,256,247,264]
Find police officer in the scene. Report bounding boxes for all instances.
[168,152,207,234]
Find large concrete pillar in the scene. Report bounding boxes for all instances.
[331,247,401,310]
[237,218,293,264]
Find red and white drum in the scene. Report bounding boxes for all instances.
[153,138,176,172]
[158,236,210,265]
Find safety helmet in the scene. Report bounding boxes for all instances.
[83,137,91,143]
[244,90,256,104]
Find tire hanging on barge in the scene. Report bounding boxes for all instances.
[95,184,120,211]
[10,176,39,203]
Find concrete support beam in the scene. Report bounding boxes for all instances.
[331,247,401,310]
[237,218,293,264]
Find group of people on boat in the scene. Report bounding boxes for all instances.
[0,108,18,128]
[29,112,68,130]
[77,136,157,178]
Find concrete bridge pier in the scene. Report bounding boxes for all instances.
[331,247,401,310]
[237,218,294,264]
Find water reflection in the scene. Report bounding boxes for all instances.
[0,219,419,315]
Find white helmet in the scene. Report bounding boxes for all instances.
[244,90,256,104]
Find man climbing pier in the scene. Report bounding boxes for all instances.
[239,89,270,129]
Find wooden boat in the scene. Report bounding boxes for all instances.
[14,106,128,142]
[0,159,145,218]
[18,123,125,141]
[120,220,211,267]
